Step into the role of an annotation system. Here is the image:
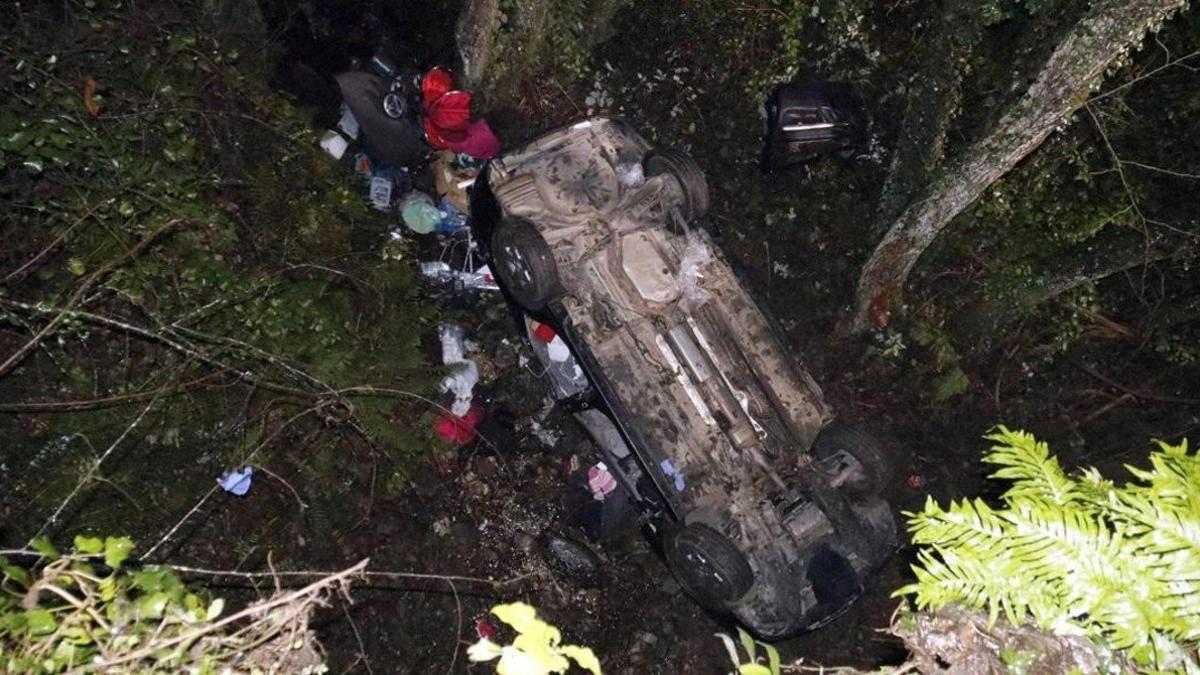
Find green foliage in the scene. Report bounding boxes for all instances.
[488,0,609,89]
[468,602,601,675]
[716,627,781,675]
[898,427,1200,669]
[908,315,971,402]
[0,536,303,673]
[0,0,440,540]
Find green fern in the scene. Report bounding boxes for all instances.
[898,428,1200,669]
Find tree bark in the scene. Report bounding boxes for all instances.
[852,0,1187,333]
[455,0,502,88]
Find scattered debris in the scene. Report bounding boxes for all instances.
[444,119,500,159]
[659,459,685,492]
[435,404,483,445]
[435,197,468,234]
[587,462,618,501]
[419,260,498,292]
[368,175,393,210]
[424,90,472,150]
[336,104,359,139]
[217,466,253,496]
[400,191,441,234]
[319,130,348,159]
[528,419,563,448]
[432,151,478,212]
[440,323,480,416]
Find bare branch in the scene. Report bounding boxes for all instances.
[141,405,322,561]
[0,220,183,378]
[93,559,369,669]
[30,363,186,542]
[1120,160,1200,181]
[0,373,225,414]
[4,198,115,285]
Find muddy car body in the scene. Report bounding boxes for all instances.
[471,117,896,638]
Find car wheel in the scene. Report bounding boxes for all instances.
[644,149,709,222]
[490,217,564,311]
[812,423,893,496]
[725,549,810,639]
[664,523,754,609]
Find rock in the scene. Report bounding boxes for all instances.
[541,530,601,576]
[892,605,1126,674]
[431,517,452,537]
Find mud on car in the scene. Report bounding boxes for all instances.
[470,117,897,638]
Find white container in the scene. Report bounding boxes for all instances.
[319,130,348,160]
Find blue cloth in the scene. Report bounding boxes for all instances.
[659,459,685,492]
[435,198,468,235]
[217,466,253,496]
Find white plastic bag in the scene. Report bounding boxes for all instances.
[439,324,479,416]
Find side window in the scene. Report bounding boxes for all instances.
[819,107,841,124]
[782,107,822,126]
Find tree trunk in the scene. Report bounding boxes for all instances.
[852,0,1187,333]
[455,0,502,89]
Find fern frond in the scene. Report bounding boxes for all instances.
[906,497,1011,560]
[905,428,1200,668]
[983,426,1081,507]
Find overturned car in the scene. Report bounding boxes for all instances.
[471,117,896,638]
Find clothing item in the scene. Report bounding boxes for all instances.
[423,90,472,148]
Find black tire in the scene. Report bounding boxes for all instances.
[645,149,709,222]
[490,217,563,311]
[728,556,807,639]
[812,423,893,496]
[663,523,754,609]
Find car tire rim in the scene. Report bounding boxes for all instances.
[382,92,406,120]
[674,539,739,603]
[501,244,535,292]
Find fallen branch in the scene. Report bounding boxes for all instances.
[0,298,313,399]
[0,373,224,414]
[0,220,183,378]
[4,198,116,285]
[1076,363,1200,405]
[0,548,533,596]
[94,559,369,669]
[29,361,189,542]
[167,564,533,594]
